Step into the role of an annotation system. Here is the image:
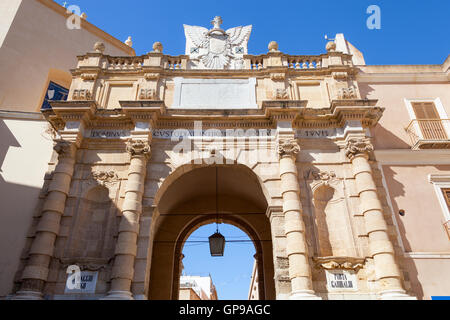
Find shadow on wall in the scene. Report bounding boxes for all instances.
[381,166,424,299]
[370,123,411,150]
[0,120,42,297]
[0,120,20,171]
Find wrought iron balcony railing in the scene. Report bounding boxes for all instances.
[405,119,450,150]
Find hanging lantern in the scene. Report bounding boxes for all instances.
[209,232,225,257]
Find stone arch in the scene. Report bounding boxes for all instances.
[173,215,266,300]
[312,183,354,257]
[147,164,276,300]
[153,161,274,211]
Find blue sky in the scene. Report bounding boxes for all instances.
[58,0,450,65]
[181,223,256,300]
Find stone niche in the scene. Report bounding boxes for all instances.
[171,77,258,109]
[64,185,117,260]
[312,184,355,257]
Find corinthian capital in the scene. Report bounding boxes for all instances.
[278,139,300,158]
[345,138,374,160]
[127,139,151,158]
[53,140,77,159]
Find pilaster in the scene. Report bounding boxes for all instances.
[276,121,321,300]
[105,139,151,300]
[344,136,416,300]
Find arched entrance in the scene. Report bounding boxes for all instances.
[148,164,276,300]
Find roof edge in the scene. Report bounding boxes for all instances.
[36,0,136,56]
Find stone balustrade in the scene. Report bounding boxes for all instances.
[106,56,144,70]
[285,56,322,70]
[163,55,186,70]
[74,50,353,72]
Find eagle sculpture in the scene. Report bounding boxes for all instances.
[184,17,252,69]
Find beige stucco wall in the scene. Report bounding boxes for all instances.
[359,82,450,150]
[382,165,450,252]
[0,116,54,297]
[382,164,450,299]
[0,0,21,48]
[0,0,134,112]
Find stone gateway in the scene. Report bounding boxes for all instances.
[3,12,450,301]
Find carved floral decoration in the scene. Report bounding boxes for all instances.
[308,170,337,182]
[278,139,300,158]
[127,140,151,158]
[91,171,119,186]
[345,138,374,160]
[337,86,357,99]
[72,89,92,100]
[139,89,157,100]
[313,257,365,272]
[274,88,289,100]
[53,140,76,158]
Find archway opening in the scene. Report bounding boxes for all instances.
[147,164,275,300]
[180,223,257,300]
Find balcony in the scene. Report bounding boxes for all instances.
[406,119,450,150]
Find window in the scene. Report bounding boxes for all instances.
[411,102,447,140]
[429,176,450,240]
[443,188,450,210]
[41,81,69,110]
[443,189,450,240]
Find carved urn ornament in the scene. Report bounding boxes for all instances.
[326,41,336,52]
[268,41,279,52]
[93,41,105,54]
[152,42,163,53]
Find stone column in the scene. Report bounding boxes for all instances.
[266,206,291,300]
[14,140,77,299]
[345,138,414,299]
[278,138,321,300]
[105,139,150,300]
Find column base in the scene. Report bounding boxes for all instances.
[289,290,322,300]
[102,291,134,300]
[378,290,417,300]
[12,291,44,300]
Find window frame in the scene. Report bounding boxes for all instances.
[429,174,450,222]
[404,98,450,139]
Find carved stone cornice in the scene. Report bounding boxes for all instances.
[278,139,300,158]
[53,140,77,159]
[313,256,365,271]
[345,138,374,161]
[126,139,151,159]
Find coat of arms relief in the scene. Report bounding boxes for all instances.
[184,16,252,70]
